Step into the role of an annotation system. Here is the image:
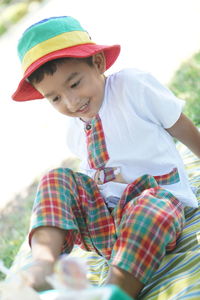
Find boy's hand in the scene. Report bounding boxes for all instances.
[94,168,127,184]
[22,260,54,291]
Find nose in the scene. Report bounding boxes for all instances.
[63,93,81,113]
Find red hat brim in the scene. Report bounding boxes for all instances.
[12,43,120,101]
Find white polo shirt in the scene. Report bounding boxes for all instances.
[67,68,198,208]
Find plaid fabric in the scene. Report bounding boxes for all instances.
[29,167,184,284]
[85,114,109,169]
[102,167,116,183]
[111,175,184,283]
[154,167,180,185]
[29,168,116,257]
[85,114,116,183]
[114,171,180,227]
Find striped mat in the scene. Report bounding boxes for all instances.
[9,142,200,299]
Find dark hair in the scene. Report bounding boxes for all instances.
[27,56,93,84]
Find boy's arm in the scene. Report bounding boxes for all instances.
[166,113,200,158]
[23,226,66,291]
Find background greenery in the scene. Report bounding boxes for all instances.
[0,0,45,36]
[169,51,200,126]
[0,183,35,280]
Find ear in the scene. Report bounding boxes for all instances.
[92,52,106,74]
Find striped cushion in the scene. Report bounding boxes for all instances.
[9,142,200,299]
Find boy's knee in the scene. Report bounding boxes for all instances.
[38,168,76,190]
[132,196,178,230]
[43,167,74,179]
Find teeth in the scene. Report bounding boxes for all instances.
[78,100,89,111]
[80,104,87,109]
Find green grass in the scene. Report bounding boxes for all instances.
[169,51,200,126]
[0,181,37,280]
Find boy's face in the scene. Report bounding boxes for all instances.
[33,53,106,121]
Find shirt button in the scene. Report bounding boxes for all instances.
[86,124,92,130]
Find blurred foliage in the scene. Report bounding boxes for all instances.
[0,0,12,5]
[0,185,34,280]
[169,51,200,126]
[0,21,6,35]
[0,0,45,37]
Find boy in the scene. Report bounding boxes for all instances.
[12,16,200,299]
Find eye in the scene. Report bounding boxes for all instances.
[52,96,60,103]
[70,79,81,89]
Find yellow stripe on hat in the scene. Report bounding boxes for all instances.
[22,31,95,71]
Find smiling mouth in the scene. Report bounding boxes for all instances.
[76,100,90,113]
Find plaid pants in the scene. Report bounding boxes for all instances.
[29,168,185,284]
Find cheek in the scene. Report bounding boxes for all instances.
[56,102,78,117]
[58,104,70,115]
[83,76,100,94]
[88,80,102,99]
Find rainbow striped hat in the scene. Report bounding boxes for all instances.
[12,16,120,101]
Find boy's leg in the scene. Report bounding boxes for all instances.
[23,226,67,291]
[25,167,115,290]
[107,266,144,299]
[24,167,185,299]
[107,185,185,299]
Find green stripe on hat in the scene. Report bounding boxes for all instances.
[18,16,86,62]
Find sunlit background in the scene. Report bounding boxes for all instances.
[1,0,200,209]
